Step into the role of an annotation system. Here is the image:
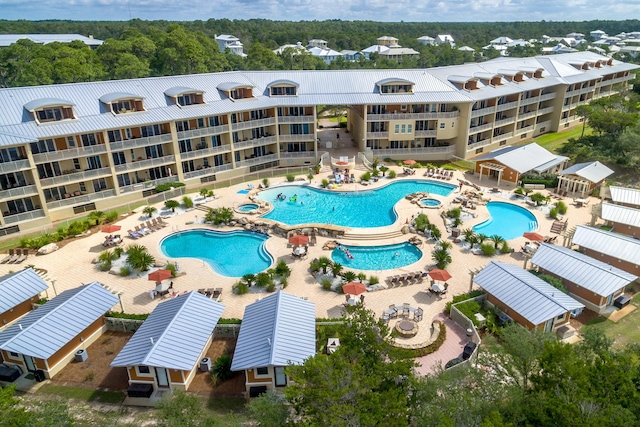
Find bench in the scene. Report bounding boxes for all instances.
[523,183,545,190]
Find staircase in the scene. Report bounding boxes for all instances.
[342,229,404,241]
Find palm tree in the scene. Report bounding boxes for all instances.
[275,260,291,278]
[330,262,343,278]
[489,234,506,249]
[357,273,367,283]
[438,240,453,252]
[343,271,357,282]
[98,249,118,263]
[432,248,452,269]
[318,257,332,274]
[476,234,488,245]
[165,200,180,212]
[88,210,106,226]
[241,273,256,287]
[199,188,209,198]
[142,206,157,218]
[466,234,479,249]
[126,245,155,272]
[255,272,272,288]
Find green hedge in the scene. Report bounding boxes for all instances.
[520,175,558,188]
[155,182,185,193]
[396,320,447,358]
[445,289,484,314]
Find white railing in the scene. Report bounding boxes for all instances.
[280,151,316,159]
[539,92,556,101]
[496,101,518,111]
[469,122,493,133]
[119,176,179,194]
[370,145,456,157]
[494,131,513,139]
[179,144,232,160]
[494,117,515,127]
[0,159,31,174]
[40,167,112,187]
[330,155,356,165]
[4,209,45,224]
[414,129,437,137]
[366,131,389,139]
[537,107,554,116]
[108,133,173,151]
[231,117,276,131]
[319,151,330,169]
[518,111,537,120]
[183,168,216,180]
[235,154,278,168]
[277,115,315,123]
[358,152,374,170]
[278,134,315,142]
[367,111,459,121]
[467,139,492,151]
[516,125,535,134]
[471,106,496,118]
[46,189,117,209]
[114,155,176,173]
[233,136,277,150]
[520,96,540,106]
[176,124,229,140]
[536,120,551,130]
[32,144,108,163]
[0,185,38,200]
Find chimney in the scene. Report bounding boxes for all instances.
[88,35,94,39]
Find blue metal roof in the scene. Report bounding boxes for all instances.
[23,98,75,111]
[0,268,49,315]
[110,291,224,371]
[99,92,144,104]
[0,282,118,359]
[231,291,315,371]
[164,86,205,97]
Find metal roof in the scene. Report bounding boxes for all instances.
[231,291,315,371]
[23,98,75,111]
[216,82,254,91]
[163,86,205,97]
[473,261,583,325]
[0,268,49,314]
[376,78,415,86]
[601,203,640,228]
[99,92,144,104]
[0,282,118,359]
[532,155,570,173]
[559,161,614,183]
[572,225,640,265]
[531,243,637,296]
[267,79,300,88]
[474,142,561,173]
[110,291,224,371]
[609,186,640,207]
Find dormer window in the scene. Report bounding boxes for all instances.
[217,82,255,101]
[100,92,145,115]
[164,87,205,107]
[464,80,478,90]
[376,78,414,94]
[268,80,299,96]
[24,98,76,124]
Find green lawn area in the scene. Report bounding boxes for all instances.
[582,293,640,349]
[38,384,125,404]
[529,126,593,154]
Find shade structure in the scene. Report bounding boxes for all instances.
[289,234,309,246]
[342,281,367,296]
[403,159,417,165]
[148,269,172,282]
[523,232,545,242]
[101,224,121,233]
[428,269,452,282]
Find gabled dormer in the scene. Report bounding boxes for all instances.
[164,87,205,107]
[519,67,545,79]
[448,75,479,91]
[267,80,299,97]
[569,62,592,71]
[217,82,255,101]
[474,72,504,87]
[376,78,414,94]
[100,92,145,114]
[24,98,76,124]
[498,69,527,83]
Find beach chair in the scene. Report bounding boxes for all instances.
[157,217,169,227]
[15,249,28,264]
[146,220,159,231]
[206,288,215,298]
[414,308,423,322]
[198,288,206,295]
[0,249,13,264]
[382,313,390,323]
[8,249,20,263]
[446,171,453,180]
[388,304,398,318]
[127,230,140,239]
[402,303,411,317]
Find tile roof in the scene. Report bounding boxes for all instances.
[0,268,49,314]
[572,225,640,265]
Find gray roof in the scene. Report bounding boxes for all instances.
[111,291,224,371]
[99,92,144,104]
[474,142,562,173]
[23,98,75,111]
[532,155,570,173]
[474,261,583,325]
[601,202,640,228]
[231,291,315,371]
[164,86,205,97]
[0,282,118,359]
[217,82,254,91]
[267,79,300,88]
[609,186,640,207]
[531,243,637,296]
[572,225,640,265]
[0,268,49,314]
[559,161,614,183]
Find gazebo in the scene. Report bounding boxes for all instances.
[556,161,614,197]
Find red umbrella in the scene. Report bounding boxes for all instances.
[523,232,545,242]
[101,224,121,233]
[289,234,309,246]
[342,281,367,296]
[148,269,172,282]
[428,269,452,282]
[403,159,417,165]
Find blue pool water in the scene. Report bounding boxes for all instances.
[237,203,259,212]
[258,180,456,227]
[331,242,422,270]
[237,189,250,194]
[419,198,442,208]
[160,229,272,277]
[472,201,538,240]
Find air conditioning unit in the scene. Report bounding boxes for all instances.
[200,357,211,372]
[75,349,88,362]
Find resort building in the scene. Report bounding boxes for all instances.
[608,186,640,209]
[0,269,48,330]
[571,225,640,277]
[556,161,613,196]
[600,202,640,237]
[0,52,636,235]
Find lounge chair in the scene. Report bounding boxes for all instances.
[127,229,141,239]
[157,217,169,227]
[414,308,423,322]
[15,249,28,263]
[145,220,158,231]
[0,249,13,264]
[8,249,20,263]
[388,304,398,318]
[382,313,390,323]
[402,303,411,316]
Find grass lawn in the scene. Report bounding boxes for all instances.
[529,126,593,154]
[582,293,640,349]
[38,384,125,404]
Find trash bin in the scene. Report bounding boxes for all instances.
[466,328,473,337]
[75,349,88,362]
[451,228,460,238]
[34,369,46,382]
[200,357,211,372]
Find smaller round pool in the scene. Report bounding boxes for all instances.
[419,198,442,208]
[237,203,259,213]
[472,201,538,240]
[331,242,422,271]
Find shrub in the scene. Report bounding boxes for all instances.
[480,243,496,256]
[445,290,484,314]
[446,207,461,218]
[514,187,525,195]
[414,214,430,232]
[164,200,180,212]
[321,278,333,290]
[106,311,150,321]
[285,173,295,182]
[557,201,568,215]
[119,266,131,277]
[280,276,288,288]
[210,355,234,386]
[500,242,511,254]
[182,196,194,209]
[369,276,379,285]
[262,178,270,188]
[360,171,371,182]
[155,182,185,192]
[99,261,112,271]
[233,282,249,294]
[165,263,177,277]
[456,301,482,326]
[388,170,397,179]
[549,207,559,219]
[321,179,330,188]
[105,211,119,223]
[267,282,276,293]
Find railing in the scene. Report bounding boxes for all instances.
[414,129,437,137]
[108,133,173,151]
[331,155,356,165]
[471,106,496,118]
[235,154,278,168]
[537,107,554,116]
[32,144,107,163]
[494,117,515,127]
[179,144,232,160]
[119,176,179,194]
[370,146,456,157]
[233,136,277,150]
[40,167,112,187]
[536,120,551,130]
[0,159,31,174]
[277,115,315,123]
[515,125,535,134]
[0,185,38,200]
[280,151,317,159]
[518,111,537,120]
[46,189,117,209]
[597,76,630,87]
[183,168,217,180]
[367,111,459,121]
[176,124,229,140]
[358,152,374,170]
[278,134,315,142]
[231,117,276,131]
[520,96,540,106]
[469,122,493,133]
[494,131,513,140]
[114,155,176,173]
[496,101,519,111]
[467,139,492,151]
[539,92,556,101]
[3,209,45,224]
[366,131,389,139]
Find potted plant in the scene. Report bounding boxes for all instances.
[313,164,322,174]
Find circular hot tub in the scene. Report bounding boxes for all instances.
[419,198,442,208]
[237,203,259,213]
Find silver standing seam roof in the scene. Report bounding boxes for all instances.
[231,291,315,372]
[473,261,583,325]
[573,225,640,265]
[0,268,49,314]
[474,142,563,173]
[559,161,614,183]
[531,243,637,297]
[601,202,640,228]
[609,186,640,208]
[110,291,224,371]
[0,282,118,359]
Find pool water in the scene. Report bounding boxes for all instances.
[472,201,538,240]
[160,229,272,277]
[258,180,456,227]
[331,242,422,270]
[419,198,442,208]
[237,203,259,212]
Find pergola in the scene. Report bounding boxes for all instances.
[556,175,592,197]
[477,162,507,185]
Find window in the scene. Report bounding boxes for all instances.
[407,124,413,134]
[270,86,297,96]
[400,105,407,111]
[107,130,122,143]
[113,100,133,114]
[112,152,126,166]
[36,107,63,122]
[401,124,406,133]
[274,367,287,386]
[256,367,269,375]
[81,133,97,147]
[66,136,76,147]
[138,366,150,374]
[10,352,19,358]
[439,123,445,129]
[556,314,564,321]
[395,124,400,133]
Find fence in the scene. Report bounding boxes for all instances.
[446,294,485,371]
[104,316,242,337]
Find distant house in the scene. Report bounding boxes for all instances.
[380,47,419,62]
[362,44,389,59]
[435,34,455,47]
[473,261,584,332]
[531,243,636,313]
[0,34,103,49]
[556,161,614,196]
[0,282,117,379]
[273,42,305,55]
[215,34,246,57]
[307,39,328,49]
[0,269,48,330]
[231,292,315,397]
[340,49,365,62]
[111,291,224,402]
[458,46,475,53]
[572,225,640,277]
[361,36,419,62]
[600,202,640,238]
[417,36,436,46]
[567,32,585,41]
[377,36,399,47]
[490,36,513,46]
[590,30,607,40]
[474,142,569,184]
[608,186,640,209]
[307,46,343,64]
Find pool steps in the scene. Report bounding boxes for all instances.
[343,230,404,241]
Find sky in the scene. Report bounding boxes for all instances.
[0,0,639,22]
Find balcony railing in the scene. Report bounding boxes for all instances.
[536,120,551,130]
[0,185,38,200]
[176,124,229,140]
[278,134,315,143]
[277,115,315,124]
[233,136,278,150]
[414,129,437,137]
[471,106,496,118]
[469,122,493,133]
[46,189,117,210]
[32,144,108,163]
[518,111,537,120]
[597,76,630,87]
[235,154,278,168]
[494,117,515,127]
[109,133,173,152]
[496,101,519,112]
[520,96,540,106]
[4,209,45,224]
[539,92,557,101]
[467,139,492,151]
[537,107,554,116]
[494,131,513,140]
[0,159,31,174]
[183,168,216,180]
[367,111,459,121]
[366,131,389,139]
[119,176,179,194]
[231,117,276,131]
[114,155,176,173]
[280,151,317,158]
[40,167,112,187]
[371,145,456,157]
[179,144,232,160]
[515,125,535,135]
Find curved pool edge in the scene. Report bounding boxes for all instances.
[471,201,539,240]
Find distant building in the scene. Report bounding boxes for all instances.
[417,36,436,46]
[435,34,455,47]
[0,34,103,49]
[273,42,306,55]
[215,34,246,57]
[307,46,343,64]
[307,39,328,49]
[590,30,607,39]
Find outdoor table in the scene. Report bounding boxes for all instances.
[156,282,170,293]
[293,247,306,256]
[431,283,444,293]
[398,320,414,332]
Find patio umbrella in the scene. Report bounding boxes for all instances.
[148,269,172,282]
[101,224,121,233]
[428,269,452,282]
[523,232,545,242]
[289,234,309,246]
[403,159,417,165]
[342,281,367,296]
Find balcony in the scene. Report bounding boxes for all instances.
[539,93,557,101]
[493,131,513,140]
[278,134,315,143]
[515,125,535,135]
[40,167,112,187]
[496,101,519,112]
[494,117,515,127]
[46,189,117,210]
[467,139,492,151]
[518,111,537,120]
[119,176,179,194]
[0,159,31,174]
[183,168,216,180]
[469,122,493,133]
[520,96,540,106]
[108,133,173,152]
[176,124,229,140]
[280,151,317,159]
[179,144,232,160]
[537,106,554,116]
[535,120,551,130]
[366,131,389,139]
[471,106,496,118]
[277,115,315,124]
[235,154,278,168]
[414,129,437,137]
[371,145,456,157]
[0,185,38,200]
[32,144,108,163]
[114,155,176,173]
[230,117,276,131]
[367,111,459,121]
[233,136,278,150]
[4,209,45,224]
[597,76,630,87]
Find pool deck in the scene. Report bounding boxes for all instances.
[0,164,597,371]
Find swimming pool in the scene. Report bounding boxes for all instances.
[472,202,538,240]
[237,203,259,213]
[258,180,456,227]
[331,242,423,270]
[160,229,272,277]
